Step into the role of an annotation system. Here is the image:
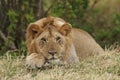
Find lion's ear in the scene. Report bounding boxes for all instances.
[59,23,72,36]
[26,23,42,39]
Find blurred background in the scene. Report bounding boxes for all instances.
[0,0,120,54]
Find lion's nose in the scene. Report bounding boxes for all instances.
[48,51,57,56]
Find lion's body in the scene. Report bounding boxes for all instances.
[71,28,104,59]
[25,16,104,69]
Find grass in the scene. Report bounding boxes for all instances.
[0,49,120,80]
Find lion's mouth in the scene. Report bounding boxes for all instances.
[49,57,57,60]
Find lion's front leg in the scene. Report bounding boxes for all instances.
[25,53,45,69]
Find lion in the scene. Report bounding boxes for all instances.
[25,16,104,69]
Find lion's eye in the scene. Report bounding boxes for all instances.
[56,37,61,42]
[41,38,46,42]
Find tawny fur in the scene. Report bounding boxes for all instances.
[25,16,104,69]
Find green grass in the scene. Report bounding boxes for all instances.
[0,49,120,80]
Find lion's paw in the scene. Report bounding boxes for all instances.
[25,53,45,69]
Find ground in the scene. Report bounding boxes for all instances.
[0,49,120,80]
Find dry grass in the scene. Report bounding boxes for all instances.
[0,49,120,80]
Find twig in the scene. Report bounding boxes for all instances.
[0,30,7,42]
[44,0,56,15]
[0,30,16,50]
[82,0,100,24]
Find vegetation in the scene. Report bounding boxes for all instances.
[0,0,120,79]
[0,49,120,80]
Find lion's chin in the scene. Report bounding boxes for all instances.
[44,58,64,67]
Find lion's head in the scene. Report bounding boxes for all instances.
[26,17,74,65]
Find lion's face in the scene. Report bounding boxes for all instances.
[26,17,72,64]
[34,26,66,62]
